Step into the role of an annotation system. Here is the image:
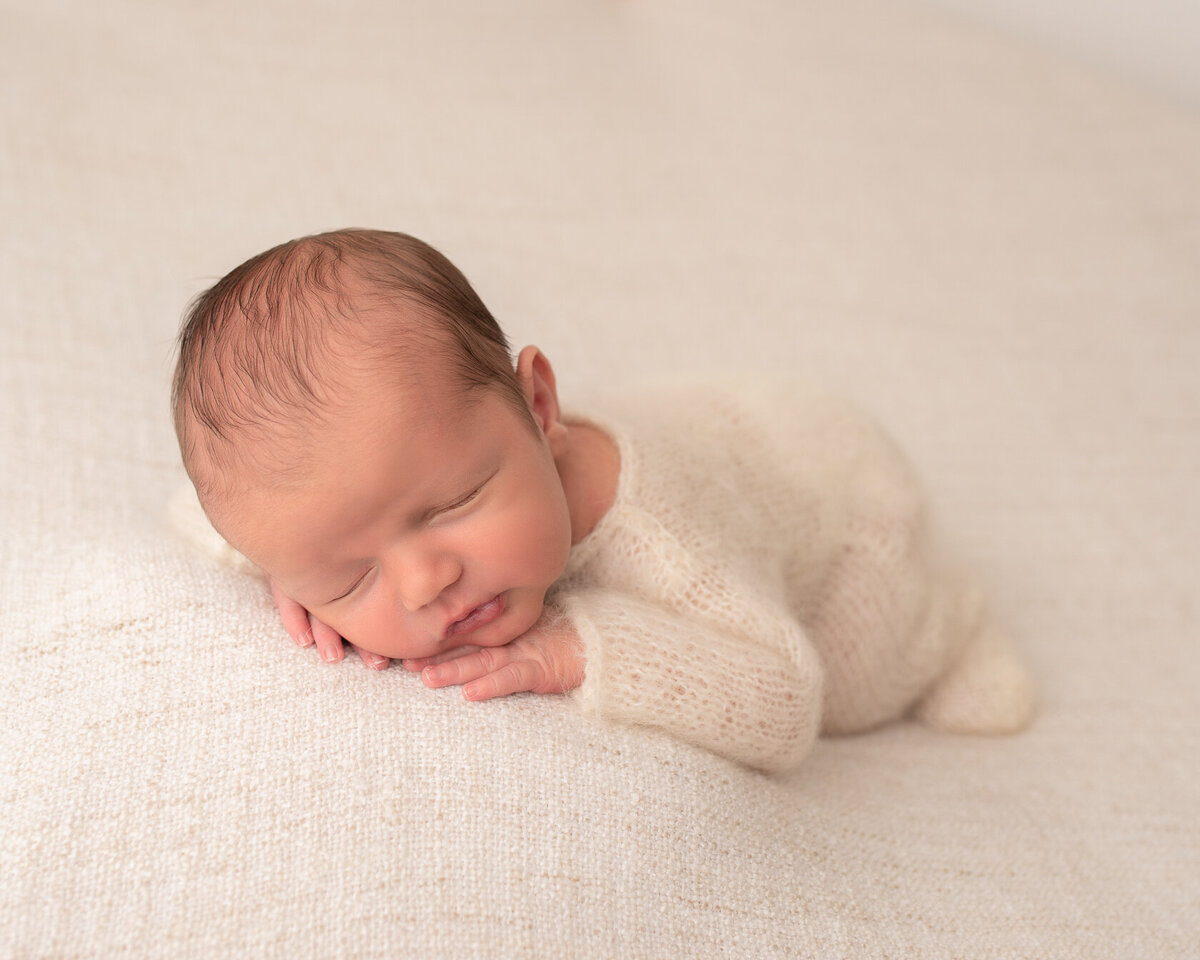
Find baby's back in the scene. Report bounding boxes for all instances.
[595,380,926,601]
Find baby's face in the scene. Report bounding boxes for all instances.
[211,363,574,661]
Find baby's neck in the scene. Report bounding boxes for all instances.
[557,420,620,544]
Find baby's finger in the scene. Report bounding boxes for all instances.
[421,647,508,688]
[349,643,389,671]
[271,580,313,646]
[310,616,345,663]
[403,645,480,673]
[464,659,545,701]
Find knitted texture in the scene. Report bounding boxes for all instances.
[560,384,1033,772]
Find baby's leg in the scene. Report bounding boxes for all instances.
[911,614,1035,735]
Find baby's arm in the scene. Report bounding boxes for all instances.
[408,591,823,774]
[560,588,825,775]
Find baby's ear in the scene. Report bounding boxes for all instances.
[516,346,565,442]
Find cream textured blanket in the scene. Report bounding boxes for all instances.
[3,1,1198,957]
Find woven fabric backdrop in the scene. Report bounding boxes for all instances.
[2,0,1198,956]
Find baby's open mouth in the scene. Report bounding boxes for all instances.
[445,595,505,640]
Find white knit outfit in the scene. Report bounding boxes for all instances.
[555,383,1033,773]
[170,383,1033,775]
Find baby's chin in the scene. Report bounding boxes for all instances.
[467,594,545,650]
[454,590,551,654]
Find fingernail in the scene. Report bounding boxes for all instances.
[321,646,343,663]
[295,629,313,647]
[366,655,387,670]
[423,665,441,683]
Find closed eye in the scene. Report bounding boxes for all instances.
[432,472,496,519]
[327,568,372,605]
[443,486,483,512]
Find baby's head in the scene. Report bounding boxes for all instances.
[172,228,575,659]
[173,228,530,498]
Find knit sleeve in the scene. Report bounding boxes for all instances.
[562,588,825,774]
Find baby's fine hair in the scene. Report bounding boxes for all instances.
[172,228,526,491]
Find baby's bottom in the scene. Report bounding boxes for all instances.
[802,514,1033,737]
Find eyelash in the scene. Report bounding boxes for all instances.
[441,485,483,514]
[330,569,371,603]
[432,473,495,521]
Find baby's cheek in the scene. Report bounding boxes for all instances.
[493,517,568,583]
[325,603,399,659]
[516,496,572,570]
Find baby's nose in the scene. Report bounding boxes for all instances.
[396,553,462,612]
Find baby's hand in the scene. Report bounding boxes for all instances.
[269,577,390,671]
[406,612,583,701]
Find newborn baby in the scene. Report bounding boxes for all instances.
[170,227,1034,773]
